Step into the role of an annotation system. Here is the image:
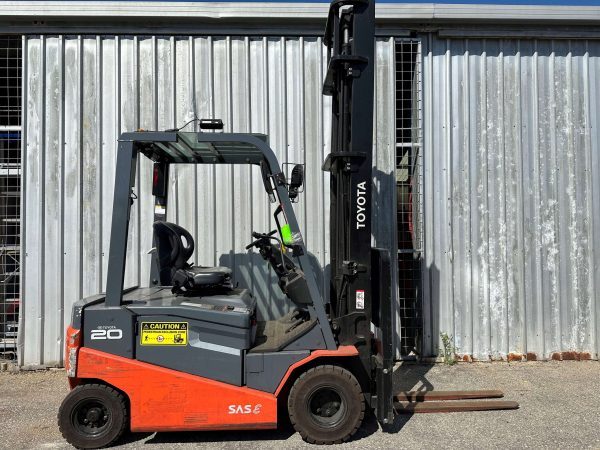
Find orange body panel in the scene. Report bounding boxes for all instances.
[76,348,277,432]
[274,345,359,396]
[75,345,359,432]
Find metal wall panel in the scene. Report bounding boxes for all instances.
[20,35,397,366]
[423,35,600,360]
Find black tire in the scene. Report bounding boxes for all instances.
[58,383,128,449]
[287,365,365,445]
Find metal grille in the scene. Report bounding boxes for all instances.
[0,36,21,363]
[395,39,423,358]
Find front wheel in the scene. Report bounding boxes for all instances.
[287,365,365,444]
[58,383,128,449]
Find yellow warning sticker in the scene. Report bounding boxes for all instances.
[140,322,188,346]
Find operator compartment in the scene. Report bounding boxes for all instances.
[107,220,257,386]
[127,287,256,386]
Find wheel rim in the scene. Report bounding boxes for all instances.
[70,398,111,437]
[306,385,347,429]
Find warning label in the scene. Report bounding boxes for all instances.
[140,322,188,346]
[355,290,365,310]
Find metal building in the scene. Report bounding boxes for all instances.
[1,1,598,367]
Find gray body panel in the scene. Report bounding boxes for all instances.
[75,286,329,391]
[128,287,255,386]
[82,305,136,359]
[245,351,309,393]
[79,287,256,386]
[135,314,246,386]
[125,287,256,329]
[283,324,329,352]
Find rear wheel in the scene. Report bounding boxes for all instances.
[288,365,365,444]
[58,383,128,449]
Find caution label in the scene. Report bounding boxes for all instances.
[140,322,188,346]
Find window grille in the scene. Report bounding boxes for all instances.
[0,36,22,363]
[395,39,423,358]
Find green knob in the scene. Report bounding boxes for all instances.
[281,224,293,245]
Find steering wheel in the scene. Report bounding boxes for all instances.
[245,229,278,250]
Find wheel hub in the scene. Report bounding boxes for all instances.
[308,387,346,428]
[86,407,103,425]
[72,400,110,435]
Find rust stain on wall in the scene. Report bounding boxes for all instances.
[507,353,524,362]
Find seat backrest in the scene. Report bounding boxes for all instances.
[153,221,195,285]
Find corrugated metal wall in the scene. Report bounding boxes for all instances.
[422,35,600,360]
[20,35,397,366]
[24,30,599,366]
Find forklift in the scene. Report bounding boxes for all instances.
[58,1,517,448]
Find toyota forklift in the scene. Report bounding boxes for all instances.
[57,1,517,448]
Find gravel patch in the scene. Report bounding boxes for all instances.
[0,361,598,449]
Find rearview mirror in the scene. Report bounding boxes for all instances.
[288,164,304,201]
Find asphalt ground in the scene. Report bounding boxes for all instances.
[0,361,599,449]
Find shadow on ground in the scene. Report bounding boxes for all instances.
[141,409,381,445]
[145,427,295,445]
[382,362,436,434]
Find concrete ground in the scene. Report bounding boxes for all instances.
[0,361,599,449]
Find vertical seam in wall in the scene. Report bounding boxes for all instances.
[245,36,253,289]
[190,36,199,266]
[517,40,527,355]
[39,35,46,364]
[226,36,234,275]
[390,36,400,358]
[571,40,581,351]
[134,36,141,286]
[464,39,474,358]
[58,35,65,358]
[497,44,510,358]
[152,36,158,131]
[152,35,158,274]
[189,36,197,125]
[209,36,216,266]
[263,41,270,158]
[566,40,576,351]
[115,36,121,201]
[263,36,274,303]
[97,36,103,290]
[300,37,307,247]
[282,38,289,166]
[171,36,176,129]
[444,39,455,347]
[482,39,491,359]
[424,32,435,355]
[281,37,288,316]
[318,36,326,295]
[170,36,178,224]
[532,40,546,358]
[549,41,561,353]
[78,36,84,305]
[582,41,597,357]
[115,36,121,286]
[18,35,27,365]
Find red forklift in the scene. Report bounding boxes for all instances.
[57,1,517,448]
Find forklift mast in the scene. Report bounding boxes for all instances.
[323,0,395,423]
[323,0,375,374]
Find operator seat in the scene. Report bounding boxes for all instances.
[153,221,232,293]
